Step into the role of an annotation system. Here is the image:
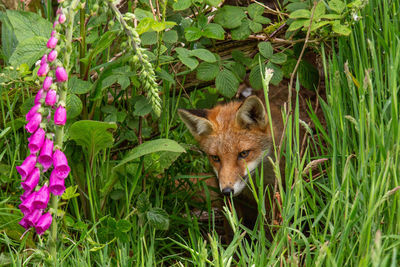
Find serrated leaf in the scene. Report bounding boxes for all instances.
[115,139,186,168]
[69,121,117,161]
[136,17,154,35]
[247,3,264,19]
[249,64,265,90]
[175,47,190,57]
[137,192,150,213]
[1,12,18,63]
[6,10,52,42]
[189,49,216,63]
[231,19,251,40]
[173,0,192,11]
[69,76,92,95]
[107,217,117,229]
[163,30,178,43]
[9,36,47,67]
[141,31,157,45]
[66,94,83,119]
[253,15,271,24]
[214,5,246,29]
[203,23,225,40]
[215,69,239,97]
[61,185,80,200]
[258,42,273,59]
[286,3,309,12]
[289,9,311,19]
[185,27,203,41]
[249,21,263,33]
[266,62,283,85]
[332,21,351,35]
[298,60,319,90]
[311,20,332,31]
[287,19,307,31]
[196,62,219,81]
[146,207,169,230]
[178,55,199,70]
[133,95,153,116]
[329,0,346,13]
[270,53,287,64]
[313,1,326,20]
[144,151,181,174]
[134,8,154,20]
[232,50,252,66]
[320,14,341,19]
[156,69,175,84]
[116,220,132,232]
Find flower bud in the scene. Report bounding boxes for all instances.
[53,20,59,28]
[35,212,52,235]
[34,89,44,105]
[25,208,42,227]
[56,7,63,15]
[55,66,68,82]
[19,192,36,214]
[28,128,45,153]
[21,167,40,192]
[54,106,66,125]
[48,50,58,62]
[45,89,57,106]
[59,14,66,24]
[25,113,42,133]
[38,138,54,170]
[53,149,70,178]
[33,185,50,210]
[16,154,37,179]
[51,30,57,37]
[47,37,58,49]
[40,55,47,65]
[37,63,49,77]
[43,76,53,91]
[49,170,65,195]
[26,104,41,121]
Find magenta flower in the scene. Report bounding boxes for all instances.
[53,21,59,28]
[43,76,53,91]
[26,104,41,121]
[20,190,31,202]
[55,67,68,82]
[16,154,37,179]
[38,138,54,170]
[48,50,58,62]
[25,113,42,133]
[19,192,36,214]
[33,185,50,209]
[34,89,44,105]
[37,63,49,77]
[19,217,30,229]
[40,55,47,65]
[28,128,45,153]
[45,89,57,106]
[51,30,56,37]
[49,170,65,195]
[59,14,66,24]
[35,212,53,235]
[47,37,58,49]
[25,209,42,227]
[21,167,40,192]
[54,106,66,125]
[53,149,70,178]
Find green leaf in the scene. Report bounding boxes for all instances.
[205,0,222,7]
[214,5,246,29]
[133,95,153,116]
[232,50,252,67]
[116,220,132,232]
[249,21,263,33]
[311,20,332,31]
[320,14,341,19]
[61,185,80,200]
[231,19,251,40]
[249,64,265,90]
[69,121,117,161]
[332,21,351,35]
[136,17,154,35]
[66,94,83,119]
[215,69,239,98]
[247,3,264,19]
[151,20,176,32]
[144,151,182,174]
[289,9,311,19]
[0,12,18,63]
[298,60,319,90]
[266,62,283,85]
[146,207,169,230]
[189,49,216,63]
[9,36,47,67]
[287,19,307,31]
[175,47,190,57]
[141,31,157,45]
[163,30,178,43]
[329,0,346,13]
[203,23,225,40]
[270,53,287,64]
[115,139,186,168]
[134,8,154,20]
[258,42,273,59]
[173,0,192,11]
[313,1,326,20]
[196,62,219,81]
[253,15,271,25]
[156,69,175,84]
[68,76,92,95]
[185,27,203,41]
[6,10,52,42]
[178,55,199,70]
[137,192,150,213]
[286,2,309,12]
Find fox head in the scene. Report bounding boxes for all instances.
[178,96,274,197]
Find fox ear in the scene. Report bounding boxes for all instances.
[178,109,213,137]
[236,96,266,129]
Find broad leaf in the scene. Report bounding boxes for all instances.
[6,10,52,42]
[289,9,311,19]
[270,53,287,65]
[133,95,153,116]
[231,19,251,40]
[173,0,192,11]
[203,23,225,40]
[214,5,246,29]
[249,21,263,33]
[116,220,132,232]
[332,21,351,35]
[189,49,216,63]
[258,42,273,59]
[163,30,178,43]
[141,31,157,45]
[66,94,83,119]
[313,1,326,20]
[9,36,47,67]
[328,0,346,13]
[215,69,239,97]
[287,19,307,31]
[247,3,264,19]
[178,55,198,70]
[185,27,203,41]
[146,207,169,230]
[69,76,92,95]
[205,0,222,7]
[196,62,219,81]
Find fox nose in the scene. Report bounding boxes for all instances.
[222,187,234,196]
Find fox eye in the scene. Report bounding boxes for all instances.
[238,150,250,159]
[210,155,220,162]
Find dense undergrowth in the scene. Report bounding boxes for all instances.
[0,0,399,266]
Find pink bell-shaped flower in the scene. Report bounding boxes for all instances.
[28,128,45,153]
[21,167,40,192]
[25,113,42,133]
[35,212,53,235]
[38,138,54,170]
[55,67,68,82]
[16,154,37,179]
[47,37,58,49]
[53,149,70,178]
[51,30,56,37]
[43,76,53,91]
[53,20,59,28]
[54,106,66,125]
[26,104,41,122]
[59,14,66,24]
[49,170,65,195]
[45,89,57,106]
[20,190,32,202]
[33,185,50,210]
[37,63,49,77]
[19,217,30,229]
[34,89,44,105]
[40,55,47,65]
[19,191,36,214]
[25,208,42,227]
[48,50,58,62]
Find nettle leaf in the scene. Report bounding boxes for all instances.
[247,3,264,19]
[66,94,83,119]
[163,30,178,43]
[146,207,169,230]
[9,36,47,67]
[178,55,199,70]
[173,0,192,11]
[258,42,273,59]
[115,139,186,168]
[189,49,216,63]
[214,5,246,29]
[270,53,287,65]
[215,69,239,98]
[6,10,52,42]
[287,19,308,31]
[196,62,219,81]
[332,21,351,36]
[289,9,311,19]
[69,120,117,161]
[249,21,263,33]
[329,0,346,13]
[185,27,203,41]
[231,19,251,40]
[203,23,225,40]
[69,76,92,95]
[141,31,157,45]
[133,95,153,116]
